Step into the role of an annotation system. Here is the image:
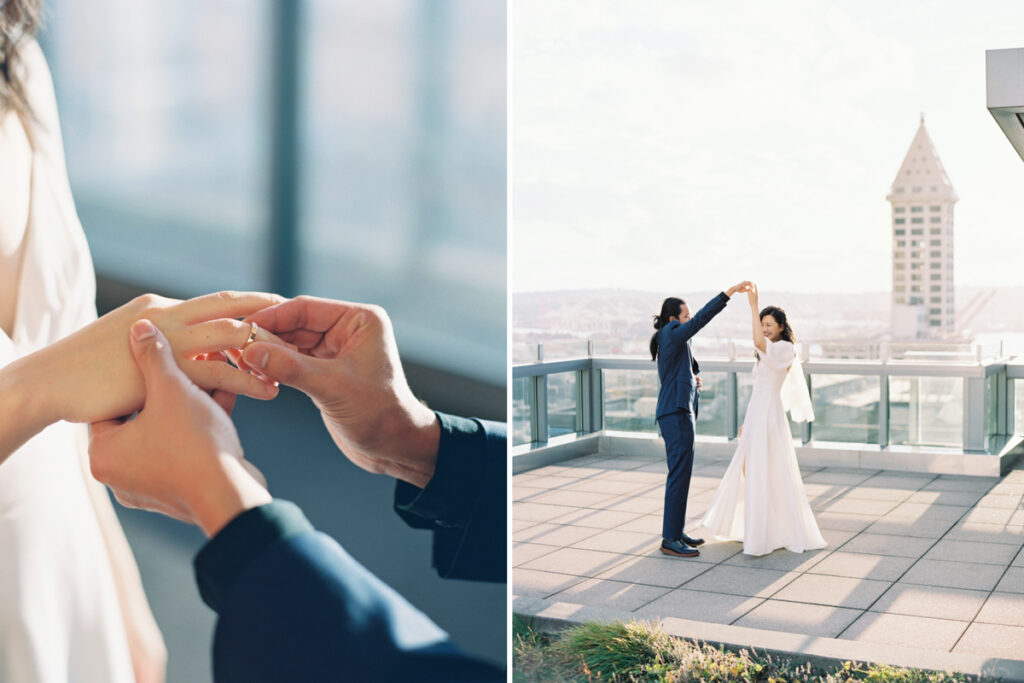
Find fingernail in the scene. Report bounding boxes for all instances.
[131,319,156,341]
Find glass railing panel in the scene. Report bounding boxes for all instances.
[512,376,533,446]
[602,369,659,433]
[694,371,730,437]
[888,376,963,447]
[810,374,880,443]
[547,371,580,438]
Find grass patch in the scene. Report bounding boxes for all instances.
[513,618,993,682]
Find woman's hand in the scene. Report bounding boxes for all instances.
[13,290,286,428]
[747,282,759,310]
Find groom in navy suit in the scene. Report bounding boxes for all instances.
[651,282,749,558]
[88,298,505,681]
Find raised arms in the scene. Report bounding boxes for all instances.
[748,283,767,355]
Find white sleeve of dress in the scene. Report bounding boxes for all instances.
[781,345,815,423]
[764,339,795,369]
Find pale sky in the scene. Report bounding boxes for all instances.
[511,1,1024,294]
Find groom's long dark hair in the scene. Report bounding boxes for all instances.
[650,297,684,361]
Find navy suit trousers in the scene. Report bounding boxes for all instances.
[659,410,696,540]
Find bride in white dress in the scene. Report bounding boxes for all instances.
[696,284,826,556]
[0,8,280,681]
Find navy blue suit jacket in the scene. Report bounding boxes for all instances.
[654,292,730,420]
[193,414,506,682]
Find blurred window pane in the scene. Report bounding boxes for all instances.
[45,0,505,386]
[45,0,269,293]
[301,0,505,383]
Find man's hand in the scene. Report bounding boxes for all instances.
[725,281,752,297]
[241,296,440,489]
[89,320,271,537]
[696,376,703,392]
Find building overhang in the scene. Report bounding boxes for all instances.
[986,47,1024,163]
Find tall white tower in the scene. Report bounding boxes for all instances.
[886,116,957,339]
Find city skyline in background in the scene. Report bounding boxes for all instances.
[512,1,1024,295]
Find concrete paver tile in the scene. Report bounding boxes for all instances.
[772,574,891,610]
[841,612,968,650]
[734,599,862,637]
[953,623,1024,658]
[596,555,712,588]
[550,578,672,612]
[808,551,916,582]
[513,568,586,598]
[572,529,663,555]
[682,565,799,598]
[838,533,933,559]
[923,539,1021,566]
[521,547,631,578]
[869,583,988,621]
[975,592,1024,627]
[637,589,765,625]
[899,559,1005,592]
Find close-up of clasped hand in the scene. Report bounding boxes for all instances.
[0,291,506,682]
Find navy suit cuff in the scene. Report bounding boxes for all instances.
[394,412,485,531]
[194,500,313,613]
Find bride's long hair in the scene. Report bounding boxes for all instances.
[1,0,42,119]
[650,297,684,361]
[760,305,795,343]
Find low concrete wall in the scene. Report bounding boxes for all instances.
[514,596,1024,682]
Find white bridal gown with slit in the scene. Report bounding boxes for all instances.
[0,41,134,682]
[696,339,826,556]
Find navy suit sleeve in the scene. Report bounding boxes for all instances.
[393,413,506,582]
[663,292,730,343]
[195,501,504,682]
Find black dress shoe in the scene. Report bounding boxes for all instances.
[681,533,705,547]
[660,538,699,557]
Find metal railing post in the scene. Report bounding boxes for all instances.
[879,373,890,448]
[726,342,738,439]
[726,372,739,440]
[534,374,548,444]
[1008,377,1017,436]
[801,372,813,444]
[995,371,1007,437]
[964,376,986,453]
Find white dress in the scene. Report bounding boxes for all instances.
[697,339,826,556]
[0,41,134,682]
